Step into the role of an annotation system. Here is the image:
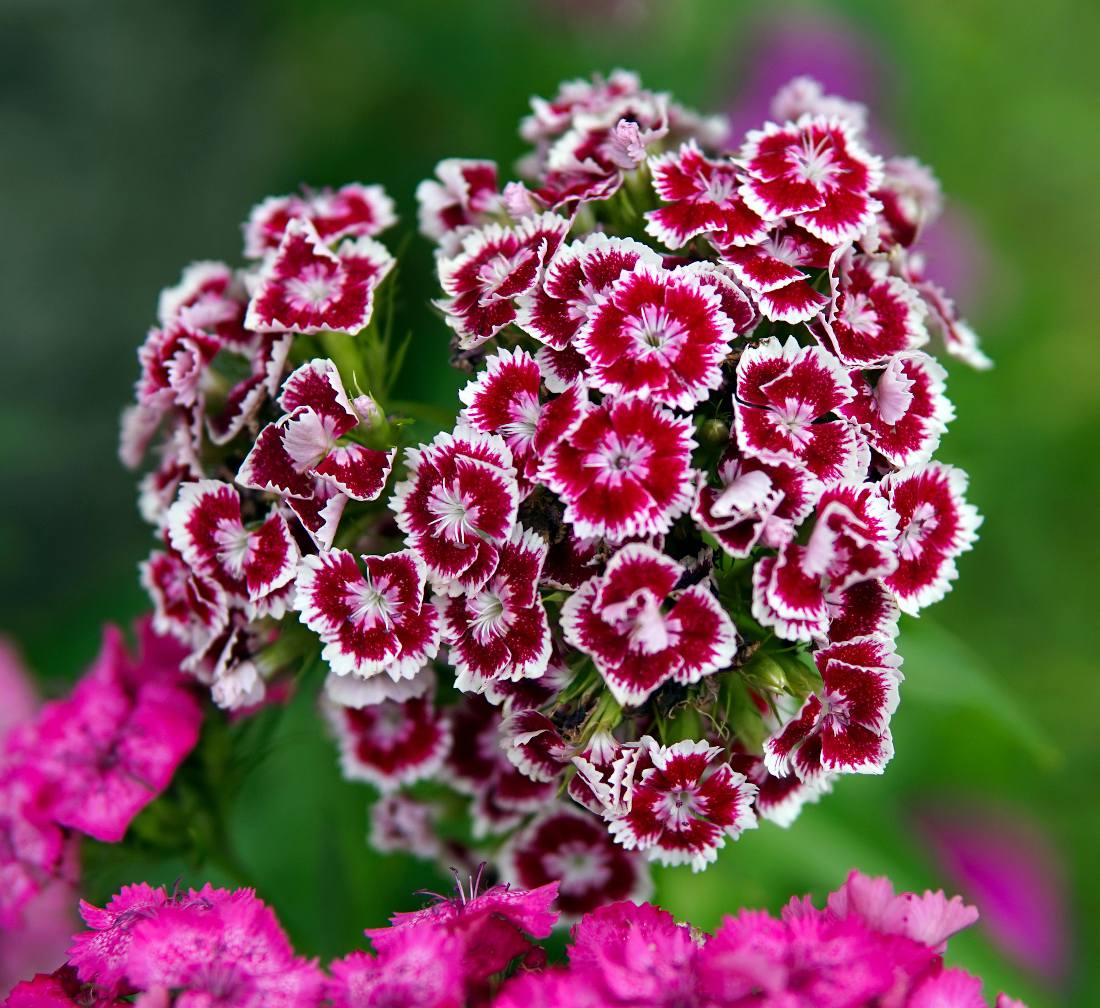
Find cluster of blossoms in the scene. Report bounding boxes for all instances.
[119,70,984,900]
[0,623,201,932]
[4,871,1025,1007]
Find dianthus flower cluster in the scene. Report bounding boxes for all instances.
[119,70,985,894]
[0,622,201,930]
[4,871,1024,1008]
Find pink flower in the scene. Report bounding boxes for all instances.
[245,218,394,334]
[391,426,520,595]
[365,872,559,989]
[13,627,202,844]
[502,806,651,920]
[328,926,464,1008]
[439,527,553,692]
[562,543,738,706]
[436,214,570,348]
[606,738,758,870]
[738,115,883,245]
[880,463,982,614]
[764,636,901,781]
[575,262,740,409]
[827,870,978,953]
[243,183,396,259]
[734,336,866,486]
[295,549,440,682]
[542,398,696,541]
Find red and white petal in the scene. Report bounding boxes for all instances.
[313,444,395,502]
[245,218,394,334]
[240,511,300,601]
[164,480,249,596]
[824,257,929,367]
[141,549,228,647]
[918,281,992,371]
[536,343,590,393]
[500,710,569,783]
[416,158,500,245]
[324,693,451,792]
[236,416,315,499]
[728,748,832,829]
[207,333,292,445]
[672,262,758,334]
[323,663,433,709]
[436,214,570,348]
[756,277,830,324]
[803,482,899,592]
[609,739,758,872]
[751,549,829,642]
[501,805,652,920]
[516,234,661,350]
[880,463,981,614]
[576,263,736,410]
[824,579,900,644]
[279,358,360,432]
[286,480,348,550]
[245,183,396,258]
[644,141,768,250]
[295,549,439,680]
[667,585,739,685]
[542,397,696,542]
[838,353,954,467]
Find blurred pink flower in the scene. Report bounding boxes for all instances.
[0,640,76,996]
[920,803,1070,985]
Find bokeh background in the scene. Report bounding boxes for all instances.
[2,0,1098,1004]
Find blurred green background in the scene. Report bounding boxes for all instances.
[2,1,1098,1004]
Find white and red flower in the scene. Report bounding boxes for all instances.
[499,709,570,783]
[917,280,993,371]
[721,223,836,324]
[575,263,738,410]
[165,480,299,604]
[764,636,902,781]
[516,234,662,351]
[562,544,737,707]
[751,482,898,641]
[542,397,696,541]
[324,681,450,792]
[391,426,520,595]
[872,157,943,249]
[535,343,591,393]
[416,159,500,250]
[738,115,883,245]
[237,359,394,534]
[141,548,228,648]
[440,527,552,692]
[458,347,587,494]
[606,738,758,871]
[727,745,832,828]
[645,141,768,250]
[436,214,570,348]
[879,463,981,614]
[244,183,396,259]
[692,451,820,558]
[502,805,652,919]
[734,336,866,485]
[245,218,394,334]
[838,352,954,467]
[295,548,440,682]
[822,255,928,367]
[136,322,220,411]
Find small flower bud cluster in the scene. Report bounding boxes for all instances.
[5,871,1026,1008]
[121,71,985,888]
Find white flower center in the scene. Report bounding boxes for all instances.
[625,304,688,358]
[587,432,653,482]
[655,785,702,830]
[213,521,252,578]
[544,842,612,895]
[283,411,341,471]
[792,133,840,188]
[840,292,880,336]
[347,573,397,629]
[466,584,513,644]
[897,502,938,560]
[700,172,735,204]
[477,249,529,302]
[500,391,542,445]
[602,589,679,655]
[426,481,481,542]
[285,263,341,311]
